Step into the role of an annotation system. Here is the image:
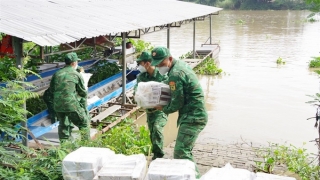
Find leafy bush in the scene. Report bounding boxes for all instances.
[254,143,320,180]
[194,57,223,75]
[0,56,17,80]
[309,56,320,68]
[26,96,47,118]
[0,67,39,139]
[128,38,154,54]
[88,61,121,86]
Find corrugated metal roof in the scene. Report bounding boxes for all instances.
[0,0,222,46]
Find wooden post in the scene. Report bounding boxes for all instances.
[12,36,28,147]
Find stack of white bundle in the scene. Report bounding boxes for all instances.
[135,81,171,109]
[62,147,115,180]
[145,158,196,180]
[95,154,147,180]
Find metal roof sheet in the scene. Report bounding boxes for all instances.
[0,0,222,46]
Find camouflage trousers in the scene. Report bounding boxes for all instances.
[147,111,168,160]
[46,103,57,124]
[174,120,207,178]
[56,107,90,143]
[43,96,57,124]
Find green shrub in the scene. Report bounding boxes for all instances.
[309,56,320,68]
[0,67,39,139]
[88,61,121,87]
[194,57,223,75]
[254,143,320,180]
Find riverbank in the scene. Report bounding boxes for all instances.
[163,140,302,179]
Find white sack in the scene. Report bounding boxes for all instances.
[80,72,93,90]
[134,81,171,109]
[200,163,256,180]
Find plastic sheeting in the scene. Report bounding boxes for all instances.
[62,147,115,180]
[95,154,147,180]
[200,163,296,180]
[145,158,196,180]
[135,81,171,109]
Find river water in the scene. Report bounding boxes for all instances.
[137,10,320,154]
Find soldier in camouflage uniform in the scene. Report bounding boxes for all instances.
[43,61,85,124]
[50,52,90,143]
[134,51,168,160]
[151,47,208,178]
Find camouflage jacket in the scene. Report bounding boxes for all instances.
[135,68,167,88]
[162,59,208,126]
[50,66,87,112]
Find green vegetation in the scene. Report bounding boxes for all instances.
[128,38,154,54]
[112,37,154,54]
[0,67,39,140]
[306,92,320,106]
[276,57,286,65]
[254,143,320,180]
[26,96,47,118]
[0,119,151,180]
[0,33,6,41]
[180,51,222,75]
[183,0,312,10]
[237,19,246,25]
[88,61,121,87]
[194,57,223,75]
[308,56,320,68]
[0,56,16,80]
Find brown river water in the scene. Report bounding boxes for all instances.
[136,10,320,154]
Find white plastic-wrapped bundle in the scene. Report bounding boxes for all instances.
[62,147,115,180]
[134,81,171,109]
[145,158,196,180]
[200,163,256,180]
[80,72,93,90]
[96,154,147,180]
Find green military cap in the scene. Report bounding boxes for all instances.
[150,46,170,66]
[65,52,81,64]
[136,51,152,62]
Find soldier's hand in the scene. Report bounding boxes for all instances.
[155,106,163,110]
[79,67,84,72]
